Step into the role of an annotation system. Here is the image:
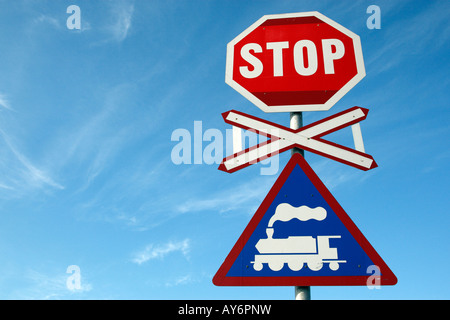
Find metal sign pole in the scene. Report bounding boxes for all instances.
[290,112,304,158]
[290,112,311,301]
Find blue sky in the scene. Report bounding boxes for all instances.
[0,0,448,300]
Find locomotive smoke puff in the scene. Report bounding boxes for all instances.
[268,203,327,227]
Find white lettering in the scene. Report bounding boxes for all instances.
[170,122,279,175]
[293,40,318,76]
[178,304,212,317]
[366,265,381,289]
[203,128,223,165]
[239,43,263,78]
[221,304,271,315]
[322,39,345,74]
[222,305,230,315]
[266,41,289,76]
[193,120,203,164]
[66,265,81,290]
[367,5,381,29]
[171,128,192,164]
[238,39,347,78]
[66,5,81,30]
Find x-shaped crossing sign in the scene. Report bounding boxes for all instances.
[218,107,377,173]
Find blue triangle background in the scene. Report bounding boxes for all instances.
[226,163,375,278]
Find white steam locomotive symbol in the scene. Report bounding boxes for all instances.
[251,203,346,272]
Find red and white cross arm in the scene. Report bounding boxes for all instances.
[218,107,378,173]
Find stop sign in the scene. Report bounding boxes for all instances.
[225,11,365,112]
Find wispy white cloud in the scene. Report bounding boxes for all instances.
[175,175,276,215]
[0,182,14,190]
[107,1,134,42]
[0,93,65,196]
[165,274,194,287]
[8,269,92,300]
[0,93,12,111]
[366,2,450,75]
[42,83,137,193]
[0,128,64,194]
[310,157,374,191]
[33,14,61,29]
[164,272,211,288]
[131,239,191,265]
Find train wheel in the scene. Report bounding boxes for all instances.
[253,262,263,271]
[329,262,339,271]
[288,261,303,271]
[269,261,284,271]
[307,260,323,271]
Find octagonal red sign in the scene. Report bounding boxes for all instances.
[225,12,366,112]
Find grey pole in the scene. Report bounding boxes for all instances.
[290,112,311,301]
[290,112,304,157]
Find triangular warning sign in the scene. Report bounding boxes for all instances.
[213,153,397,286]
